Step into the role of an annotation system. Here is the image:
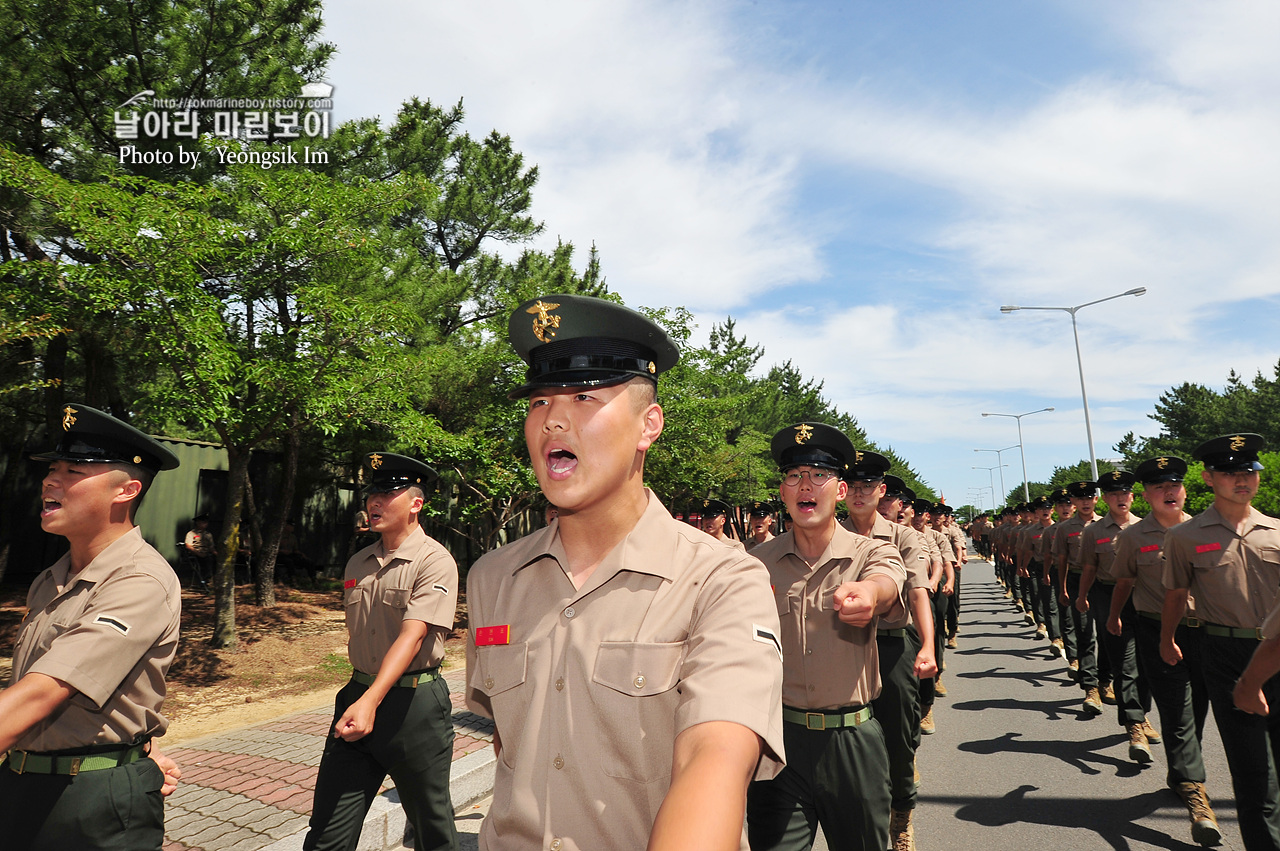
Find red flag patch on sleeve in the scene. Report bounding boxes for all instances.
[1068,532,1081,538]
[1140,544,1160,553]
[1096,537,1112,544]
[344,578,357,589]
[475,625,510,646]
[1196,542,1222,554]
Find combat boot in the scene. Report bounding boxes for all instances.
[1175,781,1223,847]
[1126,722,1152,763]
[920,706,936,735]
[1083,687,1103,715]
[1101,682,1117,704]
[1141,718,1162,744]
[889,808,916,851]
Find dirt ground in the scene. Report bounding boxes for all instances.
[0,583,468,746]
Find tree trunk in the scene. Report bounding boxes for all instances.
[254,426,300,606]
[211,447,250,649]
[244,473,273,606]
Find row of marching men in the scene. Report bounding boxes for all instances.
[974,433,1280,851]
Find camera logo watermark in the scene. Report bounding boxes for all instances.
[113,83,334,169]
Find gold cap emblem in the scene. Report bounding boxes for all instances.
[526,300,562,343]
[648,361,656,374]
[1230,435,1246,451]
[703,499,710,508]
[855,450,864,464]
[369,453,383,469]
[1156,457,1168,469]
[133,455,142,464]
[61,405,77,431]
[794,424,813,444]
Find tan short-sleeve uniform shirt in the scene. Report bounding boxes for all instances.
[930,527,956,566]
[344,524,458,674]
[1080,512,1142,582]
[844,515,926,630]
[945,524,966,561]
[753,524,907,710]
[1053,515,1094,570]
[914,524,941,565]
[1037,522,1057,564]
[1163,504,1280,629]
[464,492,784,851]
[12,527,181,751]
[1111,514,1196,616]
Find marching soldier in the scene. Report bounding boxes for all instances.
[0,404,183,850]
[466,295,784,850]
[844,468,933,850]
[1110,455,1219,846]
[305,453,459,851]
[700,498,747,551]
[1054,481,1107,710]
[1078,470,1155,761]
[1165,434,1280,850]
[746,500,778,550]
[748,423,906,851]
[911,500,954,701]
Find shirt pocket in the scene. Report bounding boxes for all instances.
[473,643,529,769]
[343,583,364,608]
[381,587,411,609]
[591,641,684,783]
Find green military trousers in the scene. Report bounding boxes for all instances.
[304,675,457,851]
[747,710,891,851]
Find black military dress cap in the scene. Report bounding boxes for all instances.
[508,294,680,398]
[747,500,776,517]
[770,422,854,473]
[844,448,892,482]
[1066,481,1098,499]
[912,498,933,514]
[1134,455,1188,484]
[1029,495,1051,510]
[1193,433,1266,472]
[900,485,917,504]
[699,498,731,517]
[32,403,179,475]
[931,502,951,515]
[882,475,908,499]
[363,452,436,493]
[1097,470,1136,492]
[1051,487,1070,504]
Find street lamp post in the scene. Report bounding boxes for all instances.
[1000,287,1146,480]
[974,445,1018,505]
[973,465,1005,511]
[981,408,1054,502]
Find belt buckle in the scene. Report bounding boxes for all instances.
[15,751,27,774]
[1186,617,1201,628]
[408,674,419,689]
[1258,628,1266,641]
[69,757,82,776]
[805,712,826,731]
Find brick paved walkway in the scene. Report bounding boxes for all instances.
[162,667,493,851]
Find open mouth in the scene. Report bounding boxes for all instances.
[546,448,578,480]
[41,498,62,517]
[795,499,817,512]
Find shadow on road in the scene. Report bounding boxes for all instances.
[923,785,1225,851]
[958,731,1148,778]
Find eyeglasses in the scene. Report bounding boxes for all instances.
[845,481,883,494]
[782,469,836,487]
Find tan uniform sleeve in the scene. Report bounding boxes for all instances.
[26,572,178,709]
[1079,527,1099,570]
[936,532,956,564]
[673,552,785,781]
[405,545,459,630]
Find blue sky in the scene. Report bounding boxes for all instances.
[322,0,1280,507]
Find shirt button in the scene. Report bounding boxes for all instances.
[809,684,816,691]
[551,841,562,850]
[556,678,565,691]
[806,649,813,655]
[634,675,646,689]
[564,607,576,618]
[485,678,494,689]
[553,755,564,770]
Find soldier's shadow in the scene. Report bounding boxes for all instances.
[959,731,1146,778]
[951,696,1081,722]
[954,665,1067,689]
[946,784,1206,851]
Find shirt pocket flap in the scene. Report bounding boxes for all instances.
[474,643,527,697]
[1261,546,1280,565]
[381,587,411,609]
[592,641,683,697]
[1135,550,1163,568]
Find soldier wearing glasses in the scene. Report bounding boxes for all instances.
[747,423,906,851]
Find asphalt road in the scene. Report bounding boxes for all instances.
[452,557,1244,850]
